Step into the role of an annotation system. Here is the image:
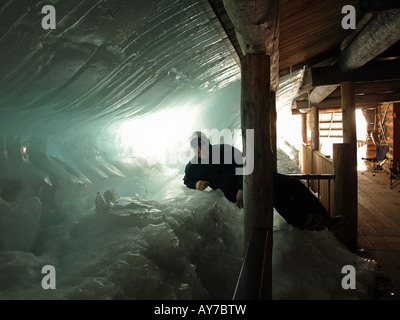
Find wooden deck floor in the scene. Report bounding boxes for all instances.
[357,169,400,299]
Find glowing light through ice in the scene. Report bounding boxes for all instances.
[118,105,201,166]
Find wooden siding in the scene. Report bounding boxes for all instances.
[363,101,398,170]
[300,144,334,214]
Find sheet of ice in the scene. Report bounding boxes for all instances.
[0,150,378,300]
[272,213,376,299]
[0,171,244,300]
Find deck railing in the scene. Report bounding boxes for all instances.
[233,228,268,300]
[233,174,335,300]
[288,173,335,215]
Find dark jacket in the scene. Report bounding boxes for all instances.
[183,144,243,202]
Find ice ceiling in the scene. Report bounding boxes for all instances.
[0,0,245,158]
[0,0,304,160]
[0,0,305,243]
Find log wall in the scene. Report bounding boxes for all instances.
[363,102,396,171]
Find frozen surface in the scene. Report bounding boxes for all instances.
[0,152,378,300]
[0,0,378,300]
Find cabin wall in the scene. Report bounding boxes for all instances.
[363,102,397,171]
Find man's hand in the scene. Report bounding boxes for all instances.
[236,189,243,208]
[196,180,209,191]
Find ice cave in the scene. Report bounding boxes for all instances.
[1,0,393,300]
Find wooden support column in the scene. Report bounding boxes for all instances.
[301,113,307,144]
[333,144,358,252]
[223,0,279,300]
[271,91,277,173]
[300,112,309,173]
[241,54,273,300]
[333,81,358,252]
[311,106,319,152]
[342,82,357,147]
[394,103,400,162]
[310,106,319,175]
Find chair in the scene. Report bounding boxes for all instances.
[361,145,389,174]
[390,160,400,190]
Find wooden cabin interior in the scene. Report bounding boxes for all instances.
[206,0,400,299]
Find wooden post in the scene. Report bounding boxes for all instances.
[271,91,277,173]
[333,82,358,251]
[310,106,319,177]
[307,112,312,139]
[342,82,357,147]
[394,103,400,162]
[342,82,357,199]
[301,113,307,144]
[241,54,274,300]
[334,81,358,252]
[311,106,319,152]
[223,0,279,301]
[333,143,358,252]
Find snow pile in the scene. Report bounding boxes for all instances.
[0,161,244,299]
[0,151,378,300]
[272,212,376,299]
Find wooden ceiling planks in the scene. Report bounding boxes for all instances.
[206,0,400,108]
[279,0,360,73]
[208,0,360,74]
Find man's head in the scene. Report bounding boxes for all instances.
[190,131,209,159]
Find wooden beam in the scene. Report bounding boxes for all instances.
[318,108,343,114]
[320,135,343,139]
[360,0,400,14]
[309,85,339,105]
[311,60,400,86]
[333,143,358,252]
[222,0,280,91]
[303,11,400,107]
[292,89,399,111]
[241,54,273,300]
[355,81,400,95]
[340,14,373,52]
[337,11,400,72]
[315,92,400,109]
[291,99,309,111]
[320,128,343,131]
[205,0,241,66]
[326,80,400,98]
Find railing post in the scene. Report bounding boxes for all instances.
[233,228,269,300]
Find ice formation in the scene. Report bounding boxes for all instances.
[0,149,378,300]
